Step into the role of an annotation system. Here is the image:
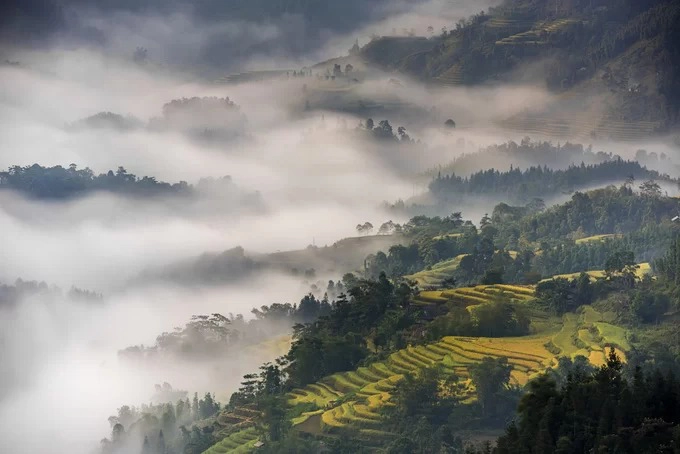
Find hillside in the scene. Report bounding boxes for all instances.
[360,0,680,136]
[93,182,680,454]
[210,283,634,451]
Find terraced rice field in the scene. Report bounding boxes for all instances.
[548,307,631,363]
[203,427,259,454]
[434,284,536,308]
[495,19,579,46]
[483,17,537,30]
[212,406,260,440]
[435,64,464,86]
[499,113,662,142]
[406,254,467,288]
[289,333,554,435]
[286,298,631,439]
[593,322,631,351]
[544,262,651,282]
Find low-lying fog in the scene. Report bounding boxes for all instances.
[0,277,305,454]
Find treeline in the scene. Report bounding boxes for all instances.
[364,213,476,278]
[148,96,248,141]
[368,184,680,287]
[356,118,418,143]
[0,164,260,201]
[440,138,616,177]
[0,278,102,306]
[225,273,419,398]
[120,293,333,362]
[101,386,222,454]
[497,184,679,244]
[282,273,418,388]
[429,159,673,204]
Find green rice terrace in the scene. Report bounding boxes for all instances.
[405,254,467,288]
[200,275,643,452]
[494,19,581,46]
[202,285,632,452]
[544,262,651,282]
[280,301,630,444]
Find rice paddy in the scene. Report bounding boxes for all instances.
[495,19,580,46]
[209,280,633,449]
[287,296,631,439]
[288,331,561,435]
[202,427,259,454]
[543,262,651,282]
[406,254,467,288]
[499,112,662,142]
[432,284,536,308]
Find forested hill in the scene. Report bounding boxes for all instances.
[429,159,674,204]
[361,0,680,130]
[0,164,261,203]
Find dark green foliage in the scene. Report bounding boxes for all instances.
[259,395,289,443]
[655,236,680,286]
[630,289,670,324]
[469,357,514,417]
[0,164,264,208]
[490,349,680,454]
[284,273,418,388]
[382,366,469,454]
[536,274,593,314]
[381,364,511,453]
[384,366,461,428]
[473,301,530,337]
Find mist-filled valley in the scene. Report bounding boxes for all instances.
[3,0,680,453]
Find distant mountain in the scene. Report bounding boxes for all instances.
[360,0,680,135]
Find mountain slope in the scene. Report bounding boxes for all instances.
[360,0,680,133]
